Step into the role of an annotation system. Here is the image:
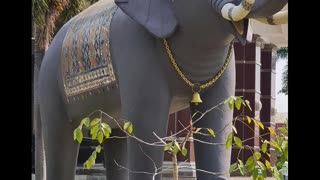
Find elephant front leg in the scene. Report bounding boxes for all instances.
[190,60,235,180]
[120,81,171,180]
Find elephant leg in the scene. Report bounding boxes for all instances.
[103,129,128,180]
[125,91,171,180]
[118,72,171,180]
[40,101,80,180]
[111,10,172,179]
[40,99,80,180]
[40,62,80,180]
[38,18,79,180]
[190,58,235,180]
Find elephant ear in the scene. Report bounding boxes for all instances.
[115,0,178,38]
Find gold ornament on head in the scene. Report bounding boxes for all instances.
[163,39,233,105]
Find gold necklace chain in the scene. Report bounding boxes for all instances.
[163,38,233,105]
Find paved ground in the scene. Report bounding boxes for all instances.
[32,174,276,180]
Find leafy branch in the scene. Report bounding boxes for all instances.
[73,96,287,180]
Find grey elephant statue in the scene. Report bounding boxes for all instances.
[38,0,288,179]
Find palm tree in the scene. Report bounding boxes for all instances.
[276,47,288,95]
[32,0,99,179]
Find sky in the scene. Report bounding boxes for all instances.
[275,59,288,113]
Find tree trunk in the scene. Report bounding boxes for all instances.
[33,24,46,180]
[172,153,179,180]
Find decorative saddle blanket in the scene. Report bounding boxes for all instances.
[61,0,118,101]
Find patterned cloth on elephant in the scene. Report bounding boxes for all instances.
[61,1,118,102]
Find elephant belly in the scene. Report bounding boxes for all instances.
[65,88,123,129]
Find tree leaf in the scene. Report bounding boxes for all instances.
[102,128,110,139]
[81,117,90,128]
[253,119,264,130]
[238,159,245,176]
[74,128,83,144]
[191,111,200,120]
[235,97,242,110]
[245,100,252,111]
[84,160,91,169]
[268,127,276,135]
[260,168,267,178]
[91,124,99,140]
[266,153,271,158]
[174,140,181,151]
[226,133,233,150]
[228,100,234,110]
[229,163,238,173]
[194,128,202,134]
[101,123,112,134]
[245,156,254,167]
[232,125,238,134]
[90,118,101,127]
[128,123,133,134]
[73,128,78,141]
[207,128,216,137]
[252,168,258,180]
[97,131,104,144]
[91,151,97,159]
[254,151,261,160]
[124,122,130,130]
[265,160,271,170]
[164,142,173,151]
[257,161,266,171]
[247,163,255,173]
[258,121,265,130]
[96,145,102,153]
[257,175,265,180]
[224,96,232,104]
[261,142,268,153]
[89,155,95,167]
[173,144,179,155]
[246,116,252,124]
[234,136,242,148]
[181,147,188,157]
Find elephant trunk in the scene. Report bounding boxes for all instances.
[212,0,255,21]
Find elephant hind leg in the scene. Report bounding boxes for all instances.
[40,101,80,180]
[103,129,128,180]
[40,74,80,180]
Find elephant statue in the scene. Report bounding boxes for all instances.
[38,0,288,179]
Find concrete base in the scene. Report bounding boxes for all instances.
[31,161,275,180]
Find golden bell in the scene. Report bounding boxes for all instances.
[191,92,202,105]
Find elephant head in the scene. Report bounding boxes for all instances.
[115,0,288,44]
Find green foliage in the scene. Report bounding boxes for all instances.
[261,141,268,153]
[276,47,288,95]
[227,97,288,180]
[123,122,133,134]
[164,142,173,151]
[73,127,83,143]
[234,136,242,148]
[181,147,188,157]
[194,128,202,134]
[207,128,216,137]
[279,62,288,95]
[226,133,233,150]
[229,163,238,173]
[276,47,288,59]
[232,125,238,134]
[73,113,134,169]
